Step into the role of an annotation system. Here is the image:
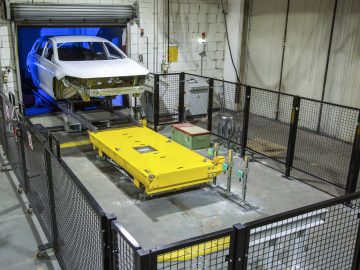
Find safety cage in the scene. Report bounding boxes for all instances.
[0,72,360,270]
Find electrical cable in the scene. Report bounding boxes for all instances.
[219,0,240,83]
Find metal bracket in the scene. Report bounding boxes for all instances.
[207,184,259,212]
[58,101,98,132]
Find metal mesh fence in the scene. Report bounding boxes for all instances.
[142,74,155,123]
[112,221,141,270]
[151,229,233,270]
[247,89,292,163]
[0,94,8,151]
[184,74,209,116]
[158,74,180,125]
[5,127,24,186]
[50,153,105,270]
[213,80,243,113]
[183,74,209,129]
[21,123,54,242]
[293,100,358,188]
[146,73,359,190]
[211,80,245,145]
[246,197,360,270]
[0,93,25,186]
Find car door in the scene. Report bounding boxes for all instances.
[27,40,46,88]
[38,40,57,98]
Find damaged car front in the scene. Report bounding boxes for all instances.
[27,36,149,101]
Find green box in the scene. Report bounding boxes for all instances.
[171,124,211,150]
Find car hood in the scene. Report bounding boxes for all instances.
[57,58,149,79]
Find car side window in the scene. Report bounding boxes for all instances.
[36,40,47,56]
[104,43,124,59]
[90,42,107,60]
[43,41,54,61]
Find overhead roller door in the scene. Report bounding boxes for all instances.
[9,3,137,25]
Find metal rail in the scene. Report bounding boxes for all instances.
[57,101,98,132]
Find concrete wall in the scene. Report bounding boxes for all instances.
[244,0,360,109]
[0,0,228,100]
[167,0,227,79]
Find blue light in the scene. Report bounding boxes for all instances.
[112,95,123,107]
[18,26,125,116]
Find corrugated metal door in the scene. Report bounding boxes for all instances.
[9,3,137,25]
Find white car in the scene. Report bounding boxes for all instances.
[27,35,149,101]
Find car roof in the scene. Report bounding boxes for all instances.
[46,35,110,43]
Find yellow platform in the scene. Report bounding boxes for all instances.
[88,126,223,195]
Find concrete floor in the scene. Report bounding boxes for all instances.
[0,148,60,270]
[59,131,333,249]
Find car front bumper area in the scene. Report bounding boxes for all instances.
[60,75,146,101]
[86,85,145,97]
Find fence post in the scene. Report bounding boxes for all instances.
[178,72,185,123]
[207,78,214,132]
[18,128,29,193]
[135,249,151,270]
[345,112,360,194]
[153,74,160,132]
[240,86,251,158]
[44,149,59,251]
[0,95,8,154]
[284,96,301,178]
[48,133,61,159]
[233,224,250,270]
[352,220,360,270]
[102,213,117,270]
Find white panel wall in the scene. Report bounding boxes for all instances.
[245,0,287,91]
[222,0,244,83]
[282,0,334,99]
[244,0,360,109]
[324,0,360,108]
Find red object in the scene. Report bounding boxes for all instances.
[12,127,17,137]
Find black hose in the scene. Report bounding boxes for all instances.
[220,0,241,83]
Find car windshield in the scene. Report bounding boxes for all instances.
[56,41,124,61]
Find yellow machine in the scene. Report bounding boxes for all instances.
[89,125,224,195]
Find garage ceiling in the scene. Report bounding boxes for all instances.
[9,3,138,25]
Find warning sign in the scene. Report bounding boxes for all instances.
[27,131,33,151]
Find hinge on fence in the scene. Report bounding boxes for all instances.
[0,164,11,171]
[1,161,22,171]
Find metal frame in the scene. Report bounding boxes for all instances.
[146,72,360,192]
[149,228,235,270]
